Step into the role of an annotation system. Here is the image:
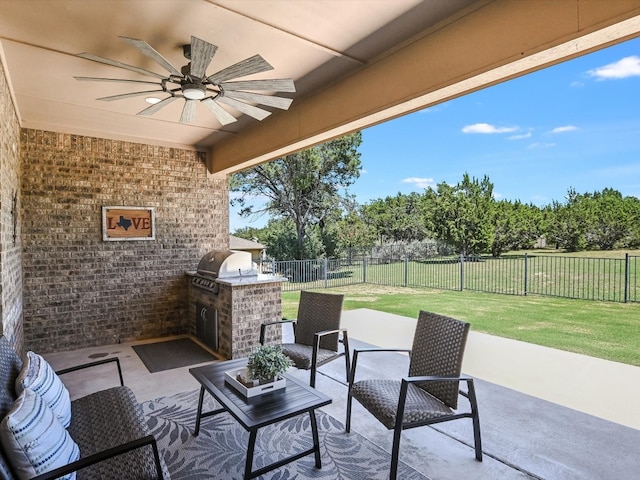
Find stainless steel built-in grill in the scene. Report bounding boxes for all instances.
[187,248,284,359]
[191,249,255,293]
[190,249,256,353]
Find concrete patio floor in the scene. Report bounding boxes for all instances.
[45,308,640,480]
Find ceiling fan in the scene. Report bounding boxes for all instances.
[74,36,295,125]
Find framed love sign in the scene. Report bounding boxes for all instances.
[102,206,156,241]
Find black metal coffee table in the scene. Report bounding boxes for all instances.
[190,358,332,480]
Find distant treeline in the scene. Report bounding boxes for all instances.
[235,174,640,261]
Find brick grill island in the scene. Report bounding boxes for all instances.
[186,250,285,359]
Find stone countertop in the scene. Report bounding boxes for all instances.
[217,274,287,286]
[185,271,287,285]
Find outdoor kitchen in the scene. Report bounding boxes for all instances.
[187,250,286,359]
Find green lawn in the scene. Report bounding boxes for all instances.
[281,284,640,367]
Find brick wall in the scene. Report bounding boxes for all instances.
[0,57,24,356]
[227,281,283,358]
[20,129,230,353]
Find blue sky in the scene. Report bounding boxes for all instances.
[230,37,640,232]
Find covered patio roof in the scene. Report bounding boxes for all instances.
[1,1,640,175]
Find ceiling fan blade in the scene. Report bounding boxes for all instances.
[207,54,273,84]
[189,36,218,79]
[202,98,237,125]
[77,53,166,79]
[224,90,293,110]
[137,96,179,116]
[221,78,296,93]
[96,89,165,102]
[216,96,271,121]
[119,36,182,76]
[180,99,198,124]
[74,76,161,87]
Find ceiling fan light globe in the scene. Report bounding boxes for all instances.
[182,83,206,100]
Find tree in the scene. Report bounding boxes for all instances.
[257,218,299,261]
[335,209,377,258]
[623,195,640,248]
[363,192,429,243]
[230,132,362,259]
[546,187,635,251]
[546,188,589,251]
[425,173,495,256]
[491,200,543,256]
[233,226,264,241]
[586,188,632,250]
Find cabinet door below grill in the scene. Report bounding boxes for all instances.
[196,302,218,351]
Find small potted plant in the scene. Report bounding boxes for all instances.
[237,345,292,387]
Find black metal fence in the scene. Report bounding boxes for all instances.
[259,254,640,303]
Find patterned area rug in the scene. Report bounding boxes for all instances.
[141,389,430,480]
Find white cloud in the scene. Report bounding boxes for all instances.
[551,125,578,133]
[402,177,436,189]
[360,168,368,174]
[571,80,584,87]
[508,132,532,140]
[462,123,518,134]
[588,56,640,80]
[527,142,556,149]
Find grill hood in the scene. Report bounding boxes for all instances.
[197,250,255,278]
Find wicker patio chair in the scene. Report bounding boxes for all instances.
[345,311,482,480]
[259,290,350,388]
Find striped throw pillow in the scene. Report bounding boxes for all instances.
[16,351,72,428]
[0,388,80,480]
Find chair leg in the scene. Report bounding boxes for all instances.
[472,413,483,461]
[310,333,320,388]
[345,349,359,433]
[310,368,317,388]
[390,379,409,480]
[390,423,402,480]
[345,390,353,433]
[342,332,351,384]
[467,379,483,461]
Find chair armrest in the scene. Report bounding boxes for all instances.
[313,327,348,338]
[403,374,468,384]
[259,319,296,345]
[349,347,412,387]
[310,328,352,385]
[31,435,164,480]
[354,347,411,355]
[403,374,475,393]
[312,328,350,356]
[55,357,124,387]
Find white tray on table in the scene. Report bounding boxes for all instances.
[224,368,287,398]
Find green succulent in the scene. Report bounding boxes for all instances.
[247,345,293,381]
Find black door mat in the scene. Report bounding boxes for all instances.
[132,338,217,373]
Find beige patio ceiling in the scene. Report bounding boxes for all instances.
[1,1,640,176]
